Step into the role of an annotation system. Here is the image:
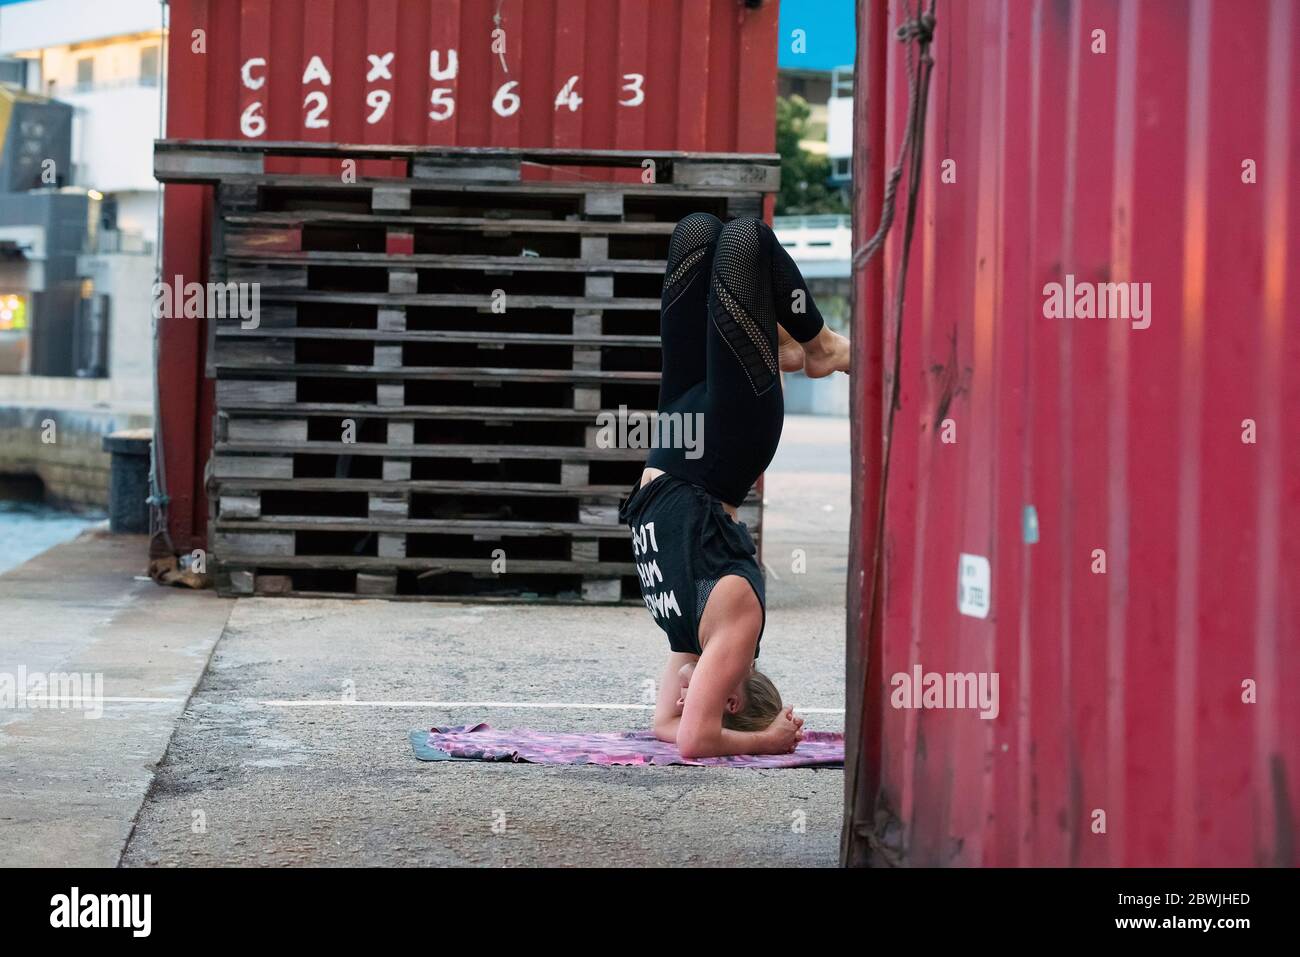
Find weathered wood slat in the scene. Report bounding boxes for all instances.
[411,154,522,182]
[215,402,653,421]
[215,440,646,461]
[225,418,309,443]
[385,421,414,444]
[212,339,296,366]
[211,530,295,557]
[234,508,635,533]
[368,495,408,517]
[225,211,678,234]
[221,249,665,273]
[215,516,636,537]
[382,459,412,481]
[223,225,302,255]
[355,572,398,595]
[223,586,637,604]
[371,185,411,211]
[213,455,294,479]
[208,476,761,510]
[377,532,406,558]
[206,171,765,200]
[581,192,623,219]
[213,363,659,384]
[214,182,260,212]
[671,159,782,190]
[218,495,262,519]
[228,263,308,287]
[215,327,658,348]
[155,138,778,181]
[216,554,637,574]
[253,574,294,595]
[155,148,263,179]
[216,380,296,404]
[220,508,760,542]
[248,290,661,311]
[212,477,638,498]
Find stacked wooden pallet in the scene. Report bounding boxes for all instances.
[155,141,779,602]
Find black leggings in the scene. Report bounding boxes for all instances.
[645,213,825,506]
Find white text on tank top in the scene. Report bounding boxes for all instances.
[630,521,682,619]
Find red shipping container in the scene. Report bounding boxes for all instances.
[156,0,779,550]
[846,0,1300,867]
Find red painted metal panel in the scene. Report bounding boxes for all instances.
[842,0,889,868]
[157,0,779,549]
[849,0,1299,867]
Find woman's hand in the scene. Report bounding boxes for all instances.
[674,661,696,712]
[760,705,805,754]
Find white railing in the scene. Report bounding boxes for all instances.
[772,214,852,261]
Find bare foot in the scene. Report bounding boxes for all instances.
[802,326,851,378]
[777,326,805,372]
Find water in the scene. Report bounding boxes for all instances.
[0,501,104,576]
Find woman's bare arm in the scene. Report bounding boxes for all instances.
[676,624,776,759]
[652,651,697,743]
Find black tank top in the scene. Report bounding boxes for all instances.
[617,472,766,658]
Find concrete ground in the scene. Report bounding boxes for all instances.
[3,414,850,867]
[0,532,233,866]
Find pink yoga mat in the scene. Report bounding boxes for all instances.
[412,723,844,768]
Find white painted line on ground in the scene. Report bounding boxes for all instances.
[16,696,185,704]
[3,697,846,715]
[260,699,845,714]
[265,700,651,710]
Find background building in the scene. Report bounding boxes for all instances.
[0,0,163,246]
[0,0,162,402]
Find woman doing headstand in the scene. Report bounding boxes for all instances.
[618,212,850,758]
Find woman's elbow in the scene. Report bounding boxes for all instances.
[675,727,713,759]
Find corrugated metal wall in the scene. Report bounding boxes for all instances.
[848,0,1299,867]
[158,0,779,549]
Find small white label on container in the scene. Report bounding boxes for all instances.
[957,553,990,618]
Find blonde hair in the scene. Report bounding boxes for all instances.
[722,669,782,733]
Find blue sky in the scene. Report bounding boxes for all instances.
[777,0,857,71]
